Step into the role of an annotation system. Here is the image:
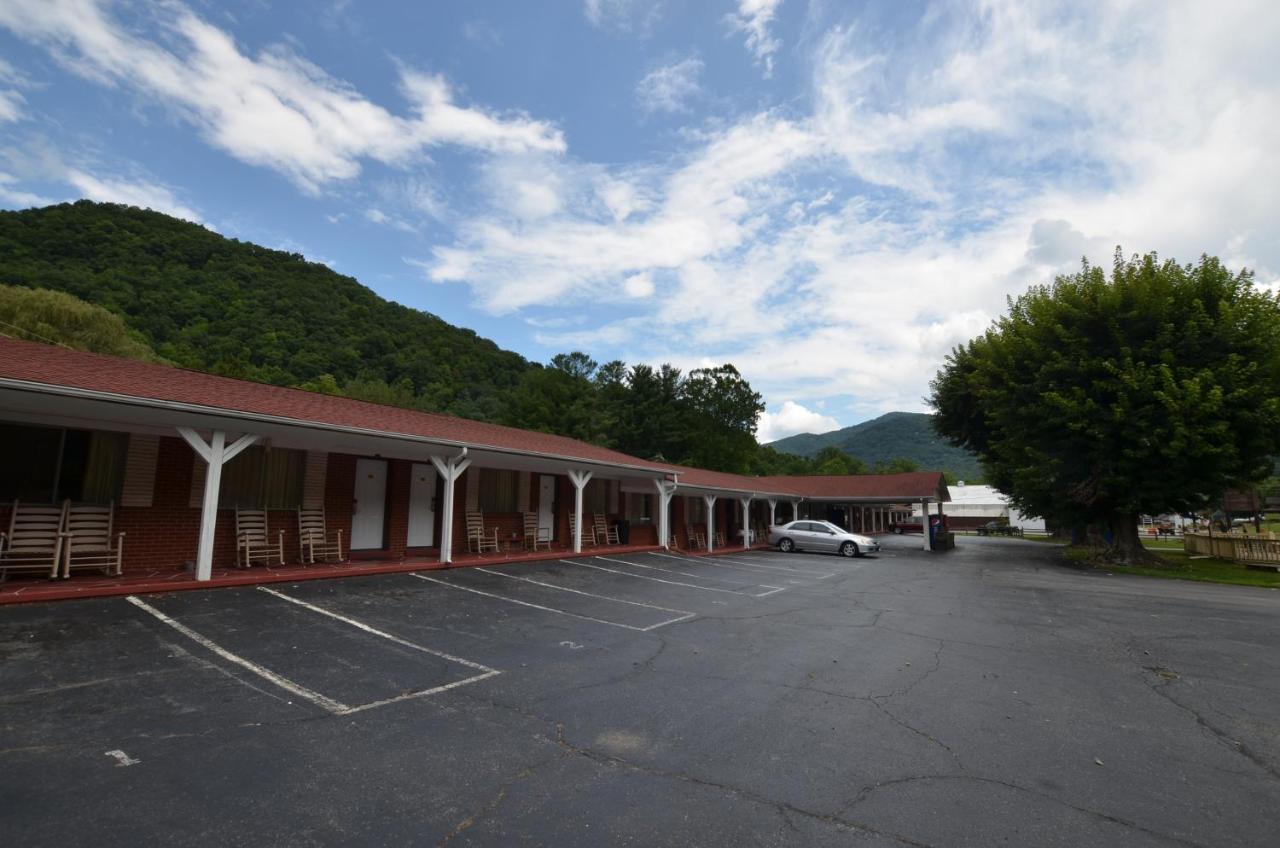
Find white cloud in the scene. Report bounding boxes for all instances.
[0,0,565,192]
[726,0,784,77]
[424,0,1280,426]
[623,272,654,298]
[0,171,53,208]
[757,401,840,443]
[364,207,418,233]
[583,0,661,32]
[65,169,201,222]
[0,89,23,123]
[636,57,704,114]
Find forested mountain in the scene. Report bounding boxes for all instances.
[0,201,531,421]
[769,411,983,481]
[0,201,957,477]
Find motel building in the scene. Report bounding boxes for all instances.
[0,338,950,603]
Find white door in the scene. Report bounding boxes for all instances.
[351,458,387,550]
[407,463,436,548]
[538,475,556,539]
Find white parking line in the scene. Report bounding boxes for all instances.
[411,573,695,632]
[257,588,501,685]
[582,557,787,597]
[129,592,500,717]
[127,595,348,714]
[648,550,833,579]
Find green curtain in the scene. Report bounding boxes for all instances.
[79,431,128,504]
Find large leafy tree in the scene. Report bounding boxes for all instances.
[0,284,157,360]
[931,250,1280,562]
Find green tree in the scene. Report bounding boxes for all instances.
[0,283,157,360]
[873,457,920,474]
[931,250,1280,563]
[813,446,869,475]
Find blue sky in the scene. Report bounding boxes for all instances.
[1,0,1277,441]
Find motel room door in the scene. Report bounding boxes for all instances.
[407,462,437,548]
[351,458,388,550]
[538,475,556,540]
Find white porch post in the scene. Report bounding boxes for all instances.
[653,479,675,549]
[922,499,931,551]
[792,500,800,522]
[703,495,717,552]
[740,497,752,547]
[178,427,259,581]
[767,499,777,527]
[568,470,593,553]
[429,453,471,564]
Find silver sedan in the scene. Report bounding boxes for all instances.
[767,520,880,557]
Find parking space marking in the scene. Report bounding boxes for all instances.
[648,551,833,579]
[708,554,841,578]
[126,595,349,715]
[256,587,501,713]
[581,557,787,597]
[128,592,500,717]
[411,573,695,632]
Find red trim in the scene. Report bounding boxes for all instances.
[0,543,664,605]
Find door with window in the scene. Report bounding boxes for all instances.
[351,458,388,550]
[407,463,436,548]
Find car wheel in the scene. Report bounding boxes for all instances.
[893,527,904,534]
[778,538,794,553]
[840,541,858,558]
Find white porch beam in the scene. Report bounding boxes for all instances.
[430,452,471,564]
[922,499,931,551]
[740,497,752,548]
[178,427,260,581]
[653,479,675,549]
[703,495,717,552]
[568,470,593,553]
[767,498,777,527]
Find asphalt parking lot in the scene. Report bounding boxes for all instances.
[3,535,1279,847]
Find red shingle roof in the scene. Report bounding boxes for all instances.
[0,337,670,471]
[0,338,948,500]
[755,473,949,501]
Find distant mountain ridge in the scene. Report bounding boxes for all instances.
[769,411,983,480]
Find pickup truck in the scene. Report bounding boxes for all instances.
[889,518,924,534]
[976,522,1022,536]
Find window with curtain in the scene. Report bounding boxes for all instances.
[479,468,520,512]
[218,445,305,509]
[0,422,127,504]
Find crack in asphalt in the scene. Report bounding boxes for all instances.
[549,722,939,848]
[436,753,561,847]
[844,773,1210,848]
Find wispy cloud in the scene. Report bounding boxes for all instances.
[726,0,783,77]
[0,0,565,192]
[65,169,200,222]
[636,57,703,114]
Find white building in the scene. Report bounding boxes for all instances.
[913,482,1047,532]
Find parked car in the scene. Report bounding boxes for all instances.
[976,521,1022,537]
[890,518,924,534]
[768,520,880,557]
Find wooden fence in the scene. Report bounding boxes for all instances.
[1185,531,1280,567]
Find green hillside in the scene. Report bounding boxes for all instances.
[770,411,983,480]
[0,201,532,420]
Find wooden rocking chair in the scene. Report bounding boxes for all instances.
[63,501,125,578]
[466,511,500,554]
[0,500,67,581]
[593,513,620,545]
[569,513,595,548]
[235,506,284,568]
[298,506,344,564]
[688,526,706,549]
[524,512,552,551]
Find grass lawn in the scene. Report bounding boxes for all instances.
[1063,546,1280,588]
